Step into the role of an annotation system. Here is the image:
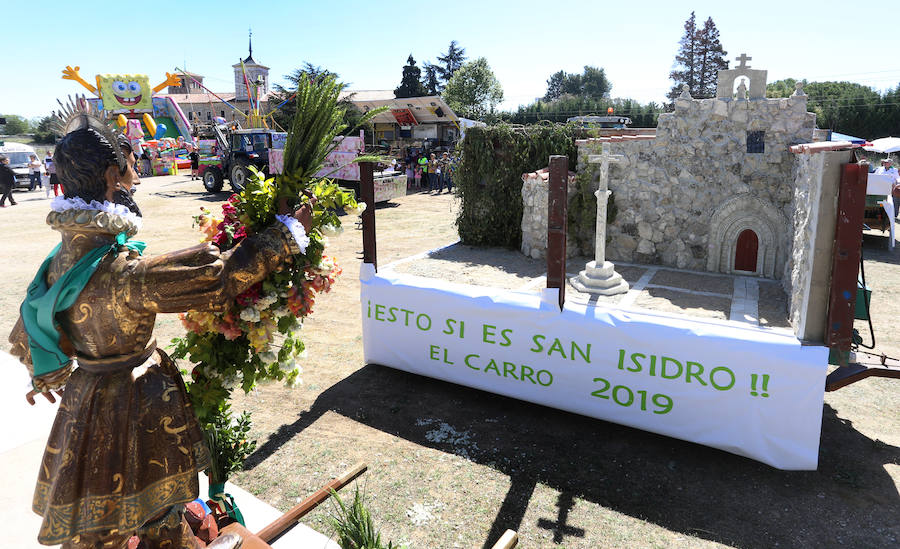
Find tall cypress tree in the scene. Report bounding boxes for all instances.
[422,62,441,95]
[667,13,728,102]
[436,41,467,87]
[395,54,427,98]
[696,17,729,98]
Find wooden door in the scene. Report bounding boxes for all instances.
[734,229,759,272]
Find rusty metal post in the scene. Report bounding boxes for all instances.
[546,155,568,309]
[825,161,868,359]
[360,161,376,270]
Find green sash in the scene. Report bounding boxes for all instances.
[20,232,146,386]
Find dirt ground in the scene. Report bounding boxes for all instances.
[1,176,897,548]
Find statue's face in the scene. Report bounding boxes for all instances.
[98,74,152,112]
[106,151,142,216]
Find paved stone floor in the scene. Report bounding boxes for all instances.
[389,244,790,330]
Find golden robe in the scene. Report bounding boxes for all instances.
[8,207,300,545]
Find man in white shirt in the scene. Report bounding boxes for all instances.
[876,158,899,180]
[881,158,900,218]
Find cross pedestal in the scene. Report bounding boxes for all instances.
[570,148,629,295]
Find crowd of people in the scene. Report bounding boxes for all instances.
[392,150,457,194]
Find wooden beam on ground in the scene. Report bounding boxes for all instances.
[489,529,519,549]
[360,161,377,270]
[546,155,569,309]
[256,462,368,543]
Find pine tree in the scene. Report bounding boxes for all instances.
[422,62,441,95]
[667,13,728,102]
[394,55,427,98]
[544,70,567,101]
[267,62,365,134]
[436,41,467,87]
[668,12,698,102]
[695,17,728,98]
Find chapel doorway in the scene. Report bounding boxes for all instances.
[734,229,759,272]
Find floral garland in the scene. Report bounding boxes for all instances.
[172,174,361,427]
[172,72,381,508]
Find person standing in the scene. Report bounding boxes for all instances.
[428,153,439,192]
[878,158,900,218]
[46,152,60,196]
[438,151,453,194]
[42,169,51,198]
[417,153,428,189]
[28,154,43,191]
[0,155,18,207]
[189,146,200,180]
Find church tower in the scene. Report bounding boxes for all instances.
[233,29,269,101]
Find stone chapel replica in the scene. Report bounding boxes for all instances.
[576,54,815,280]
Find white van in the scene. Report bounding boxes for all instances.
[0,142,39,188]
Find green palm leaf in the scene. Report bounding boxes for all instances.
[280,74,387,199]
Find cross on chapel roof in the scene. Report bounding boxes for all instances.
[715,53,767,100]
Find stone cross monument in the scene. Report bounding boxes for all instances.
[570,146,629,295]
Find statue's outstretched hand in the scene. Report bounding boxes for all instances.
[278,193,317,233]
[26,388,64,406]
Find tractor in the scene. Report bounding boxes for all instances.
[196,123,286,193]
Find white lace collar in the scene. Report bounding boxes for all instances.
[50,195,143,229]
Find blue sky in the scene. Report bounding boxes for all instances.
[3,0,899,119]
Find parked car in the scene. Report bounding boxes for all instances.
[0,142,39,188]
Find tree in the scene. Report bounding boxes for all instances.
[1,114,30,135]
[667,12,728,102]
[32,116,57,144]
[504,96,661,127]
[443,58,504,120]
[696,17,728,98]
[542,66,611,102]
[436,41,467,86]
[422,62,441,95]
[767,78,891,138]
[394,55,428,98]
[267,62,367,135]
[544,70,567,101]
[580,66,612,99]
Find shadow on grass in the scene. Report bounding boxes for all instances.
[149,189,232,202]
[245,365,899,548]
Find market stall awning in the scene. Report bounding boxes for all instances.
[348,95,459,125]
[829,131,867,144]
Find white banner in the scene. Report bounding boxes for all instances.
[360,265,829,470]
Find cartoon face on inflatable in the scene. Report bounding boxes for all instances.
[98,74,152,112]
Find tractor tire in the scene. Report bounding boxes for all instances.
[230,160,251,192]
[202,167,224,192]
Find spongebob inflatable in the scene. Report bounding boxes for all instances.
[62,66,190,141]
[62,66,180,113]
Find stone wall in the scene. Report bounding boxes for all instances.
[575,92,816,279]
[521,169,579,259]
[786,150,848,342]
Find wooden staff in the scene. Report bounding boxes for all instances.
[256,461,368,543]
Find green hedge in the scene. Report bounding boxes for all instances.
[455,124,578,248]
